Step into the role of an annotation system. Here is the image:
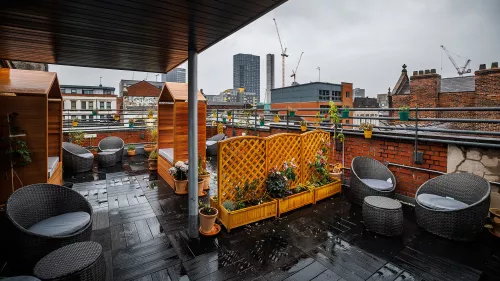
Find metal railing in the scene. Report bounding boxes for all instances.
[63,108,156,131]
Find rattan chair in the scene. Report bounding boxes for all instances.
[98,136,124,163]
[415,173,490,241]
[5,184,93,265]
[206,133,225,156]
[349,156,396,205]
[62,142,94,172]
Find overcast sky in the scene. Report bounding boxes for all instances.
[49,0,500,100]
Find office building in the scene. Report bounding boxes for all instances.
[161,68,186,83]
[266,54,275,103]
[353,88,365,98]
[233,54,260,102]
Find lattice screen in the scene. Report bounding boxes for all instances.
[217,137,267,204]
[267,133,302,187]
[301,130,331,182]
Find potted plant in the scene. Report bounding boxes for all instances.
[148,108,155,119]
[259,115,265,126]
[127,144,136,156]
[148,147,158,170]
[169,161,189,194]
[341,106,350,118]
[222,114,227,124]
[198,156,211,191]
[199,201,218,235]
[128,118,135,128]
[211,109,217,118]
[92,109,98,116]
[68,130,85,146]
[89,147,99,157]
[287,107,296,117]
[309,139,341,203]
[273,114,280,123]
[71,117,80,127]
[329,163,342,179]
[399,106,410,121]
[300,120,307,132]
[360,122,374,139]
[226,110,232,121]
[113,113,120,121]
[144,127,157,153]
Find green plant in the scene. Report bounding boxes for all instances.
[7,138,31,167]
[328,101,341,124]
[259,115,265,122]
[336,132,345,143]
[287,107,296,113]
[222,200,235,211]
[343,106,350,112]
[226,110,232,116]
[309,139,333,187]
[198,156,209,176]
[148,148,158,160]
[300,120,307,126]
[233,180,265,209]
[129,118,135,124]
[291,184,310,194]
[212,109,217,116]
[199,200,217,215]
[148,108,154,116]
[148,127,158,143]
[266,160,298,199]
[68,130,85,146]
[359,122,373,131]
[72,117,80,122]
[399,106,410,112]
[128,144,136,151]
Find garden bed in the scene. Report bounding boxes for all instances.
[217,199,277,232]
[313,179,341,203]
[277,190,314,216]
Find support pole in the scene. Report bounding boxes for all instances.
[187,50,199,239]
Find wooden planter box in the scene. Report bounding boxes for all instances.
[218,200,277,232]
[277,190,314,216]
[313,180,342,203]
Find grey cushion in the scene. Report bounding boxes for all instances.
[2,277,41,281]
[79,153,94,159]
[47,156,59,178]
[417,193,469,211]
[159,148,174,164]
[208,133,225,142]
[103,148,120,153]
[206,141,217,147]
[28,212,91,236]
[360,178,393,191]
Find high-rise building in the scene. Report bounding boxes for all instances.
[353,88,365,98]
[266,54,275,103]
[161,68,186,83]
[233,54,260,102]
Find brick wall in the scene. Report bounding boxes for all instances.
[126,81,161,97]
[64,128,150,147]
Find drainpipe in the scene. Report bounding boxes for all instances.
[187,49,199,239]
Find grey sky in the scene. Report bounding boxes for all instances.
[49,0,500,100]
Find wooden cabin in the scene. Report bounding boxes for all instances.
[0,69,63,205]
[157,82,206,189]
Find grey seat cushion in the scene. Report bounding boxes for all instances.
[360,178,393,191]
[103,148,120,153]
[159,148,174,164]
[208,133,225,142]
[47,156,59,178]
[28,212,90,236]
[79,153,94,159]
[206,141,217,147]
[417,193,469,211]
[2,277,41,281]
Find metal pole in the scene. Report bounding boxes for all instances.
[414,106,419,163]
[187,49,199,239]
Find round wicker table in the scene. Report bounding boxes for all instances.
[34,242,106,281]
[362,196,403,236]
[98,151,116,167]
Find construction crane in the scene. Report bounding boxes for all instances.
[290,52,304,85]
[273,18,288,87]
[440,45,471,76]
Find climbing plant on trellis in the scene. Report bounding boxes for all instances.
[267,133,302,188]
[301,130,331,183]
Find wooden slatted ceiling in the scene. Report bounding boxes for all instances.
[159,82,206,102]
[0,69,61,98]
[0,0,288,73]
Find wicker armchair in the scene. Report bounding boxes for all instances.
[349,156,396,205]
[98,136,124,163]
[206,133,225,156]
[6,184,93,265]
[62,142,94,172]
[415,173,490,241]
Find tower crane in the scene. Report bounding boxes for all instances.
[290,52,304,85]
[440,45,471,76]
[273,18,288,87]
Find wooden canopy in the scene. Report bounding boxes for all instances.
[0,68,62,99]
[0,0,288,73]
[158,82,206,102]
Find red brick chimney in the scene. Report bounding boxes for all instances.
[410,69,440,118]
[474,62,500,131]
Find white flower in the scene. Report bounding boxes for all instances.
[175,161,184,169]
[179,164,188,173]
[168,167,176,175]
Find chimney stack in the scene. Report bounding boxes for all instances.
[492,62,499,69]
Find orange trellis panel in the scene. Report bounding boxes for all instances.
[301,130,330,183]
[267,133,302,188]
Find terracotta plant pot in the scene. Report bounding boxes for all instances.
[72,121,78,127]
[364,130,372,139]
[228,116,232,121]
[174,179,188,194]
[301,125,307,132]
[329,172,342,179]
[198,179,206,196]
[144,144,155,154]
[127,150,136,156]
[148,159,157,170]
[200,174,211,190]
[199,208,218,234]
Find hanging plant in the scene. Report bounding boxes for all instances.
[360,122,374,139]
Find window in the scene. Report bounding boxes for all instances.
[100,102,104,109]
[83,89,93,94]
[318,90,330,100]
[71,101,76,110]
[81,101,86,110]
[106,102,111,109]
[100,115,105,119]
[81,115,86,120]
[345,120,350,124]
[89,115,93,121]
[332,91,342,101]
[71,89,77,93]
[89,102,93,110]
[346,91,350,98]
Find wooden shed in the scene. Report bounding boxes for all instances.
[157,82,206,189]
[0,69,63,205]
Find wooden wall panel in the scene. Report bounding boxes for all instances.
[48,100,62,158]
[174,102,189,162]
[158,103,174,149]
[0,96,48,204]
